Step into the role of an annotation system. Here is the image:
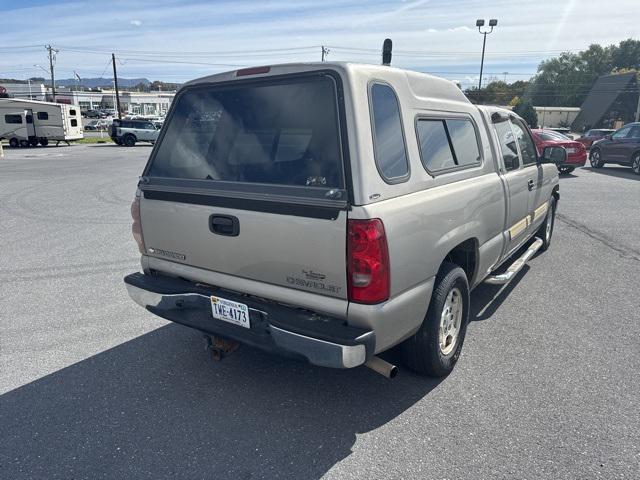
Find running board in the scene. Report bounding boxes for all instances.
[485,237,543,285]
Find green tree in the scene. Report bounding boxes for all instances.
[530,38,640,107]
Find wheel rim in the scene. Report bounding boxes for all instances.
[439,287,463,355]
[633,155,640,174]
[591,151,600,167]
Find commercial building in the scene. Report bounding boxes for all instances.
[0,82,175,117]
[55,89,175,116]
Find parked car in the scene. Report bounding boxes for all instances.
[84,109,107,119]
[575,129,616,149]
[124,63,563,378]
[109,119,159,146]
[531,129,587,174]
[589,123,640,175]
[84,119,110,131]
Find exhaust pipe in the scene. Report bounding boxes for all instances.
[365,356,398,379]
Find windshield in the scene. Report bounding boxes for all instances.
[147,74,345,190]
[538,130,570,142]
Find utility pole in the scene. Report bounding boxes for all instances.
[321,46,329,62]
[112,53,122,119]
[45,44,58,102]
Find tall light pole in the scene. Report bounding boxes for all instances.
[476,19,498,101]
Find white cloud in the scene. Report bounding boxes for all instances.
[130,19,142,27]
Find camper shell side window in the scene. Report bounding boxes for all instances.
[368,81,410,184]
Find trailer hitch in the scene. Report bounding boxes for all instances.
[203,334,240,361]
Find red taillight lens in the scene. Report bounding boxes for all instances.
[131,193,145,254]
[347,219,390,304]
[236,66,270,76]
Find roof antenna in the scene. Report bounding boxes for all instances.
[382,38,392,66]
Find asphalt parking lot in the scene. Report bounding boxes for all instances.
[1,144,638,479]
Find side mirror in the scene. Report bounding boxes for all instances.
[541,146,567,166]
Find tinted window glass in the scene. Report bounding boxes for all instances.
[4,114,22,124]
[149,75,344,190]
[71,119,78,127]
[370,83,409,181]
[69,109,77,116]
[447,119,481,166]
[25,114,33,124]
[612,127,631,139]
[494,120,519,171]
[416,120,455,171]
[37,112,49,120]
[511,121,538,165]
[628,126,640,139]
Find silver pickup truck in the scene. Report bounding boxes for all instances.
[124,62,564,378]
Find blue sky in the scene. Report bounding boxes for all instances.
[0,0,638,87]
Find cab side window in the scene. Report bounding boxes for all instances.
[369,83,409,182]
[510,120,538,166]
[494,120,519,171]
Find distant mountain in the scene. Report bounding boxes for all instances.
[56,77,151,88]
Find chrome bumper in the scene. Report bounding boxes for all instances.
[124,274,374,369]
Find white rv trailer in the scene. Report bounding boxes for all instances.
[0,98,84,147]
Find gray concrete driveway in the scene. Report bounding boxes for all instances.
[1,145,638,479]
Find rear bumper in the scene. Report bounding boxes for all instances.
[562,153,587,167]
[124,272,375,368]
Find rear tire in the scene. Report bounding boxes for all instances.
[29,138,39,147]
[19,140,29,148]
[39,138,49,146]
[401,262,470,377]
[9,138,19,148]
[123,134,136,147]
[537,196,556,252]
[632,153,640,175]
[590,148,604,168]
[558,166,574,175]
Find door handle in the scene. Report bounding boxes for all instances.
[527,179,535,191]
[209,214,240,236]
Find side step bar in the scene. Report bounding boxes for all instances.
[485,237,543,285]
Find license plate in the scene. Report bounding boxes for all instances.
[210,296,250,329]
[566,148,575,153]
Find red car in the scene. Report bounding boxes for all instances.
[575,129,616,149]
[531,129,587,174]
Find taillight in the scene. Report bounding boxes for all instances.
[347,219,390,304]
[131,191,145,254]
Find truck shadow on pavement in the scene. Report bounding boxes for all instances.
[469,265,529,322]
[1,323,442,479]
